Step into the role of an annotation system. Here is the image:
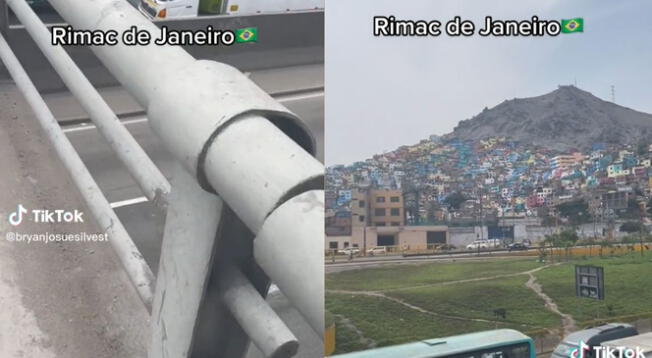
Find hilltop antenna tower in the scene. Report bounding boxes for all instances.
[611,85,615,103]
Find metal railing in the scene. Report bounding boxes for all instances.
[0,1,324,357]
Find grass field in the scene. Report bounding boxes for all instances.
[326,258,542,291]
[534,254,652,324]
[387,275,560,329]
[326,293,498,354]
[327,254,652,355]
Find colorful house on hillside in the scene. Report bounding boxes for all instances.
[607,163,624,178]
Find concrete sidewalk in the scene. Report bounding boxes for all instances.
[0,82,149,357]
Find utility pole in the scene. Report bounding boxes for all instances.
[363,188,369,256]
[639,200,646,257]
[480,184,485,241]
[611,85,616,103]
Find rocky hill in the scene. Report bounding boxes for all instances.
[450,85,652,151]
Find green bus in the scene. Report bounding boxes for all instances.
[331,329,536,358]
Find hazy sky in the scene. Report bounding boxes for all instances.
[325,0,652,166]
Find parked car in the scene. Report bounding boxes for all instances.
[367,246,387,256]
[488,239,503,248]
[552,323,638,358]
[508,242,531,251]
[338,247,360,256]
[466,240,489,250]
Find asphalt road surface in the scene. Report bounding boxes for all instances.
[326,254,539,273]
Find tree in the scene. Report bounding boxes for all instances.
[598,239,612,258]
[624,198,642,219]
[537,243,548,263]
[444,192,468,211]
[426,201,439,224]
[620,221,643,233]
[541,215,557,234]
[637,141,648,156]
[543,229,578,260]
[556,199,590,225]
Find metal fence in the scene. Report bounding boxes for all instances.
[0,1,324,357]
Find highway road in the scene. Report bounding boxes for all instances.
[325,253,538,273]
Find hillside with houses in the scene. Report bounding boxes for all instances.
[326,86,652,249]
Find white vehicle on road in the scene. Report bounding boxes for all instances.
[366,246,387,256]
[140,0,324,20]
[466,240,488,250]
[466,239,502,250]
[338,247,360,256]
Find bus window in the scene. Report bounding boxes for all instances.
[448,342,531,358]
[331,329,536,358]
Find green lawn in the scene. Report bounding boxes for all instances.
[326,258,542,291]
[387,276,561,330]
[327,293,498,354]
[331,312,370,354]
[535,255,652,324]
[327,255,652,355]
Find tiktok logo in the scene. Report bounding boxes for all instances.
[569,341,591,358]
[9,204,28,226]
[7,205,84,226]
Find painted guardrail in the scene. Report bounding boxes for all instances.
[0,0,324,357]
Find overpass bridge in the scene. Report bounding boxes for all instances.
[0,1,324,357]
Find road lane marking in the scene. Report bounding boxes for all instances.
[110,196,149,209]
[276,90,324,102]
[62,116,148,133]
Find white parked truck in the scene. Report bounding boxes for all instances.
[140,0,324,20]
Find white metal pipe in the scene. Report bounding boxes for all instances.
[204,115,324,231]
[220,265,299,358]
[0,32,155,309]
[254,190,325,336]
[43,0,193,109]
[7,0,170,203]
[45,0,325,331]
[45,0,323,233]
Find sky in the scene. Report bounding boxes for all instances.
[325,0,652,166]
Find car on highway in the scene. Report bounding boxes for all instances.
[338,247,360,256]
[508,242,531,251]
[552,323,638,358]
[366,246,387,256]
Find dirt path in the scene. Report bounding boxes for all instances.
[330,262,562,294]
[330,289,537,328]
[327,263,568,330]
[525,270,577,336]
